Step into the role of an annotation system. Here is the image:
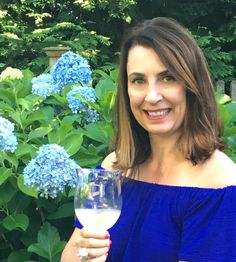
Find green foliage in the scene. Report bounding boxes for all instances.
[195,31,235,82]
[28,222,66,262]
[0,1,111,73]
[0,0,235,83]
[0,65,117,260]
[217,94,236,162]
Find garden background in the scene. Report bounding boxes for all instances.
[0,0,236,261]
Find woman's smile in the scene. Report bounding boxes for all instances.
[145,108,171,120]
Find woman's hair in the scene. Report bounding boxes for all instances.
[113,17,224,171]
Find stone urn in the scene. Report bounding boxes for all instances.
[43,46,71,71]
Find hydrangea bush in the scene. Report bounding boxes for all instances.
[0,53,118,261]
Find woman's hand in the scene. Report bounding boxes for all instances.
[61,227,111,262]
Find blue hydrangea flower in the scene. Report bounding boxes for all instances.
[51,51,92,87]
[66,85,100,125]
[23,144,79,198]
[32,73,62,97]
[0,116,17,152]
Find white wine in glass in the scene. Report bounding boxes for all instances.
[74,168,122,230]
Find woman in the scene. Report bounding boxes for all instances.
[61,17,236,262]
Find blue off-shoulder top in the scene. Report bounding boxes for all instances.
[75,177,236,262]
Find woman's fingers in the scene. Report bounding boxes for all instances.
[75,227,111,261]
[87,254,108,262]
[81,227,110,239]
[81,237,111,248]
[76,235,111,249]
[78,227,111,248]
[86,246,109,258]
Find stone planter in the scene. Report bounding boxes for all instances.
[44,46,71,71]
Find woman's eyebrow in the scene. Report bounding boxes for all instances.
[127,72,144,78]
[128,72,145,78]
[128,70,169,78]
[158,70,169,77]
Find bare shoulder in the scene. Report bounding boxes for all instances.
[101,151,117,170]
[206,150,236,187]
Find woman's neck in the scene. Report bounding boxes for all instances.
[138,133,190,183]
[149,133,183,163]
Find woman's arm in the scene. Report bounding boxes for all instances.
[61,228,81,262]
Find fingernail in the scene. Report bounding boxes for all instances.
[109,240,112,247]
[105,233,110,239]
[105,252,109,256]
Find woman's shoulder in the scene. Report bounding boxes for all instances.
[101,151,117,170]
[203,150,236,188]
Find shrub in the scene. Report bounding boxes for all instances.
[0,52,117,261]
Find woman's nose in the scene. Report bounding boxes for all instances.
[144,83,163,103]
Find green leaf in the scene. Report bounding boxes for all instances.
[2,213,29,231]
[0,167,12,185]
[47,202,74,219]
[7,249,31,262]
[110,68,118,82]
[216,93,231,104]
[10,111,22,127]
[25,109,49,126]
[95,79,116,100]
[0,101,14,112]
[1,152,19,168]
[84,121,114,144]
[50,94,67,106]
[0,89,15,104]
[17,94,41,110]
[77,146,103,167]
[224,126,236,137]
[48,124,73,145]
[0,182,17,207]
[28,222,66,260]
[22,69,34,82]
[48,129,60,144]
[218,105,232,126]
[99,90,116,111]
[41,106,55,120]
[28,126,52,141]
[62,133,83,156]
[15,143,35,158]
[68,187,76,198]
[17,175,38,198]
[62,115,81,125]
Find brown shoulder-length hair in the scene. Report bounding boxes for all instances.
[113,17,224,172]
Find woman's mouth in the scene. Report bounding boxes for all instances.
[145,109,171,119]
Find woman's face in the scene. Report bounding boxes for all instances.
[127,45,186,138]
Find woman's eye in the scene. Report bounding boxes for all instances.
[131,78,144,84]
[161,75,176,82]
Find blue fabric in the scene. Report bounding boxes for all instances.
[75,177,236,262]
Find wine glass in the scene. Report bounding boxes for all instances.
[74,168,122,230]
